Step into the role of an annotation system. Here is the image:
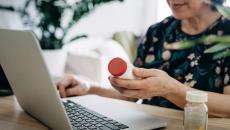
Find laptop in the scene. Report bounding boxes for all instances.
[0,29,167,130]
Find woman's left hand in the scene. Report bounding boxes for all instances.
[109,68,178,99]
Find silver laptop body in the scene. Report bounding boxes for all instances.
[0,29,167,130]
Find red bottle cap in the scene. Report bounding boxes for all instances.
[108,57,127,77]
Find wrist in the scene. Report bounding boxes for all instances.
[88,85,101,95]
[164,77,190,99]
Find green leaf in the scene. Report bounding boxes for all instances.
[166,41,197,50]
[0,5,15,12]
[213,50,230,59]
[68,35,88,43]
[204,44,230,53]
[178,41,197,49]
[201,35,230,44]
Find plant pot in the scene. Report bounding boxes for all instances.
[42,49,67,81]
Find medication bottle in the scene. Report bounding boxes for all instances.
[108,57,137,79]
[184,90,208,130]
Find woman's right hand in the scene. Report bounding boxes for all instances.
[56,75,91,98]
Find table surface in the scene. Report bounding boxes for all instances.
[0,95,230,130]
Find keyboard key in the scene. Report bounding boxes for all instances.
[100,121,108,124]
[78,115,84,118]
[99,126,113,130]
[95,123,104,127]
[103,118,113,121]
[92,116,99,120]
[108,120,117,124]
[87,114,94,118]
[78,126,86,129]
[79,120,87,124]
[83,112,90,116]
[96,118,104,122]
[75,118,82,122]
[83,123,92,127]
[82,116,89,120]
[114,122,124,126]
[88,125,97,129]
[73,123,81,127]
[91,121,98,125]
[117,124,129,129]
[86,119,93,122]
[105,123,120,130]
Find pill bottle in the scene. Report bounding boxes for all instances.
[184,90,208,130]
[108,57,137,79]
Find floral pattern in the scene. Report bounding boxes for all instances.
[134,16,230,110]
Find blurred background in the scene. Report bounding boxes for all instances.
[0,0,172,89]
[0,0,171,37]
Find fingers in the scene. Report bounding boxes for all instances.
[57,75,78,88]
[66,87,81,97]
[58,87,64,98]
[109,76,142,90]
[57,75,78,98]
[133,68,163,78]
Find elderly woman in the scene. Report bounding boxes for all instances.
[57,0,230,117]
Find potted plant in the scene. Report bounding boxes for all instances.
[0,0,124,79]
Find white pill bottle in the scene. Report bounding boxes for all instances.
[184,90,208,130]
[108,57,137,80]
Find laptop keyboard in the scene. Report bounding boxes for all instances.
[63,100,129,130]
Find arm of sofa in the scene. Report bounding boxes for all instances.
[112,31,138,62]
[64,37,130,88]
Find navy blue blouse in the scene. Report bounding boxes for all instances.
[134,16,230,110]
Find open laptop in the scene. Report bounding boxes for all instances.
[0,29,167,130]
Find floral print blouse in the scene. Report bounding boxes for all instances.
[134,16,230,110]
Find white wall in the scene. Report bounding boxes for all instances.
[65,0,172,39]
[157,0,172,21]
[65,0,171,37]
[142,0,159,31]
[65,0,159,40]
